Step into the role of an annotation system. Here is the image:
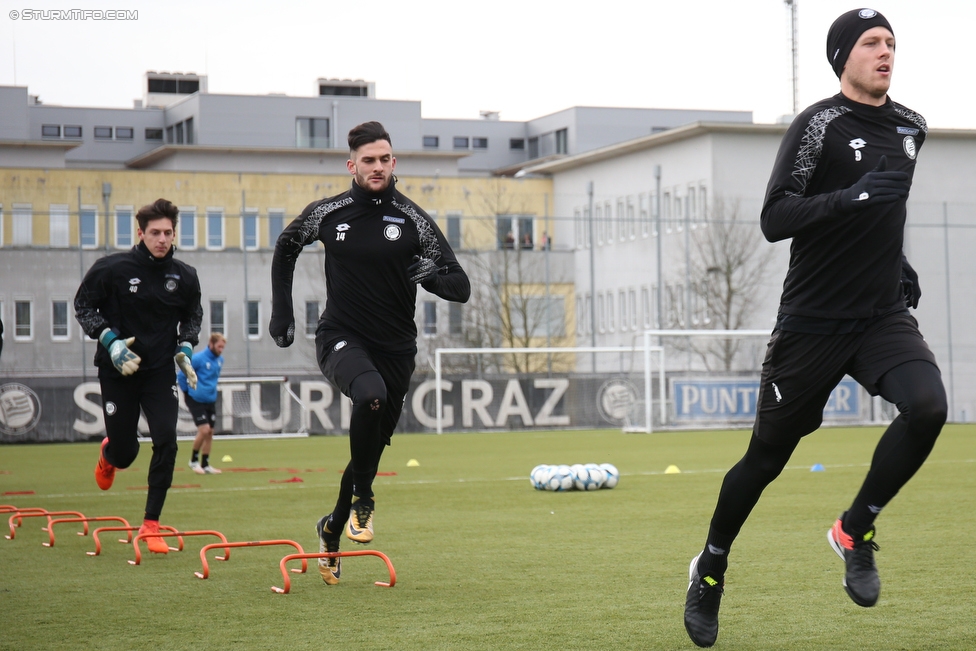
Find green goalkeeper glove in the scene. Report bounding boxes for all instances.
[98,328,141,376]
[174,342,197,390]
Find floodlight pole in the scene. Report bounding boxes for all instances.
[654,165,662,330]
[786,0,799,116]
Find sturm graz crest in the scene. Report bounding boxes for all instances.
[0,383,42,437]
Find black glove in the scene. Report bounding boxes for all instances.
[269,314,295,347]
[901,258,921,309]
[839,156,911,214]
[407,255,439,284]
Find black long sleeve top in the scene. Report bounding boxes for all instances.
[74,241,203,375]
[271,179,470,355]
[760,93,926,326]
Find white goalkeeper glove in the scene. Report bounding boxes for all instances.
[98,328,141,376]
[174,342,197,390]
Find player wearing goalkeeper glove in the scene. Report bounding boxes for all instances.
[684,9,947,648]
[75,198,202,553]
[271,121,469,581]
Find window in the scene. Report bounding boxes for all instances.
[246,300,261,339]
[595,204,603,245]
[184,118,194,145]
[447,212,461,249]
[210,300,225,334]
[305,301,319,337]
[423,301,437,335]
[510,138,525,150]
[242,209,258,250]
[42,124,61,138]
[422,136,439,148]
[80,207,97,248]
[576,297,584,335]
[699,185,708,224]
[166,126,174,143]
[296,117,330,148]
[51,300,70,340]
[627,199,636,239]
[175,122,184,144]
[597,294,606,333]
[268,210,285,245]
[584,295,592,335]
[472,137,488,149]
[449,303,463,335]
[12,204,31,245]
[555,128,568,154]
[518,217,533,249]
[605,202,614,244]
[116,127,134,140]
[640,194,649,238]
[145,128,163,141]
[607,292,615,333]
[94,126,113,140]
[641,287,652,329]
[452,136,469,149]
[528,137,539,159]
[618,199,626,242]
[179,208,196,249]
[206,209,224,249]
[497,216,514,249]
[115,208,133,248]
[511,296,566,338]
[64,125,82,138]
[14,300,32,340]
[49,204,70,248]
[619,291,628,331]
[629,289,637,330]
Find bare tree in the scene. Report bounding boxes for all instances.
[680,198,776,371]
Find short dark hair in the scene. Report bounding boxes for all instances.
[136,198,179,231]
[348,121,391,153]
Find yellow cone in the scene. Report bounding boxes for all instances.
[664,464,681,474]
[406,459,420,467]
[221,455,233,463]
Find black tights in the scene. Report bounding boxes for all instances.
[699,360,946,577]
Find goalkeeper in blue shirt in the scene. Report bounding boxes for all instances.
[178,333,226,474]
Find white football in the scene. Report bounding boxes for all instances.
[600,463,620,489]
[549,464,574,491]
[530,464,550,490]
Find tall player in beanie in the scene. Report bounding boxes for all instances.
[683,9,946,647]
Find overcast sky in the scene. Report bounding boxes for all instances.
[1,0,972,128]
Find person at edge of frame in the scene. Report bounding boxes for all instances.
[683,8,947,648]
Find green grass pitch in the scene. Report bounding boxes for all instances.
[1,425,973,650]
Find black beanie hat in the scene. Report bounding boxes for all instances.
[826,8,894,79]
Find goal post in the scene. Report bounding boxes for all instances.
[176,376,309,439]
[433,346,665,434]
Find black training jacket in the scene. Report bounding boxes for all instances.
[270,179,470,355]
[74,241,203,376]
[761,92,926,320]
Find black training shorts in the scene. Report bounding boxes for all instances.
[183,393,216,428]
[755,310,938,444]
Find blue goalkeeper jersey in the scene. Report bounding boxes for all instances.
[177,345,223,403]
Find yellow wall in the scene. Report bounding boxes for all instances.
[0,169,553,250]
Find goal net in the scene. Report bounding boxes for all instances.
[428,346,664,433]
[177,376,308,439]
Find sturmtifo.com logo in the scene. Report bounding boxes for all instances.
[0,383,42,436]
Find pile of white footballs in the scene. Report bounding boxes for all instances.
[530,463,619,491]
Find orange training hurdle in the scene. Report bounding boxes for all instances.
[272,550,396,594]
[6,510,85,540]
[44,516,131,548]
[130,529,229,565]
[194,540,308,579]
[87,525,183,556]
